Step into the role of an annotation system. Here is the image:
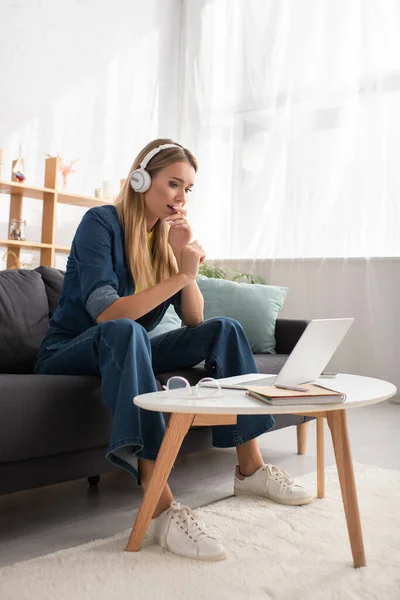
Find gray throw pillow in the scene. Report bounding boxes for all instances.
[0,270,49,373]
[35,266,64,316]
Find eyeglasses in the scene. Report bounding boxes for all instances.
[162,376,224,399]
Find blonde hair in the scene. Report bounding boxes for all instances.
[114,138,198,292]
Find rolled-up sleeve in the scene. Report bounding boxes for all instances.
[73,209,120,321]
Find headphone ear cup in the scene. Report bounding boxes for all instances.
[130,168,152,193]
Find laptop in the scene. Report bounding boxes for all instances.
[204,318,354,390]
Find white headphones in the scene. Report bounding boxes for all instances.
[130,143,180,193]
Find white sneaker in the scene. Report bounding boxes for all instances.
[145,501,228,561]
[234,463,314,506]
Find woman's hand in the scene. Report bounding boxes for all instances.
[178,241,206,281]
[166,207,193,255]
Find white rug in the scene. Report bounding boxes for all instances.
[1,463,400,600]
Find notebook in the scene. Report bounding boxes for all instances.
[246,383,346,406]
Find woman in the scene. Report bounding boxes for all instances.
[35,138,312,561]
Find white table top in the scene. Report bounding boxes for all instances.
[134,373,397,415]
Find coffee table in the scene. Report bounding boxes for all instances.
[126,373,396,567]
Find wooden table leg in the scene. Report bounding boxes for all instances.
[326,410,366,568]
[316,417,325,499]
[296,421,310,454]
[126,412,195,552]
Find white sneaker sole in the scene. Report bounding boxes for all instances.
[234,488,315,506]
[145,534,228,561]
[165,546,228,562]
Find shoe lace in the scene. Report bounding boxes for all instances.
[169,501,209,542]
[264,464,294,489]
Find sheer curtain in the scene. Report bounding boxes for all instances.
[179,0,400,390]
[179,0,400,259]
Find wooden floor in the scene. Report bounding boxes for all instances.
[0,400,399,567]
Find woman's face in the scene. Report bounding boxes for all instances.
[144,161,195,230]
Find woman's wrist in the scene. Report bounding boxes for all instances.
[173,271,193,287]
[173,250,182,269]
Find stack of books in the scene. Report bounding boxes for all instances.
[246,383,346,406]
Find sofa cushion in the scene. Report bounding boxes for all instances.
[35,266,64,316]
[154,354,288,387]
[0,371,212,463]
[0,270,50,374]
[196,276,288,354]
[0,374,111,462]
[253,353,287,374]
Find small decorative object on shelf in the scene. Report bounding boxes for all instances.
[102,180,113,201]
[9,218,27,241]
[12,145,26,182]
[57,154,80,190]
[94,188,101,198]
[2,250,30,269]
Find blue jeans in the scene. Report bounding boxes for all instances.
[34,317,275,480]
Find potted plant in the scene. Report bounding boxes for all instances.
[198,262,265,284]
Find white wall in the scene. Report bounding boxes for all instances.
[0,0,181,268]
[217,258,400,391]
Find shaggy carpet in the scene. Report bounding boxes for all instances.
[1,463,399,600]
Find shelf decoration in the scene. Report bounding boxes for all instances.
[12,146,26,182]
[46,153,80,189]
[58,155,80,190]
[9,218,27,241]
[2,250,30,269]
[0,150,109,270]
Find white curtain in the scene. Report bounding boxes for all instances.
[2,0,398,261]
[179,0,400,260]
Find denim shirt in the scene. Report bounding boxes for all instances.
[45,204,182,341]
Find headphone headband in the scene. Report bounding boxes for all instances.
[140,143,180,170]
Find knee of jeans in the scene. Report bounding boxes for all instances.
[207,316,244,333]
[98,318,147,342]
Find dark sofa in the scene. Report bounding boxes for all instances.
[0,266,311,496]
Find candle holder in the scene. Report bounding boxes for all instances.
[9,218,27,241]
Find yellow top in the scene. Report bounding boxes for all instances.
[134,230,155,294]
[147,229,155,248]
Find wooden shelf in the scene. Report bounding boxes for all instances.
[0,239,52,249]
[0,150,112,268]
[54,245,71,253]
[0,180,111,208]
[0,180,55,200]
[56,190,113,208]
[0,240,72,256]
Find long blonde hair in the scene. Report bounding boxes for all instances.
[114,138,198,292]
